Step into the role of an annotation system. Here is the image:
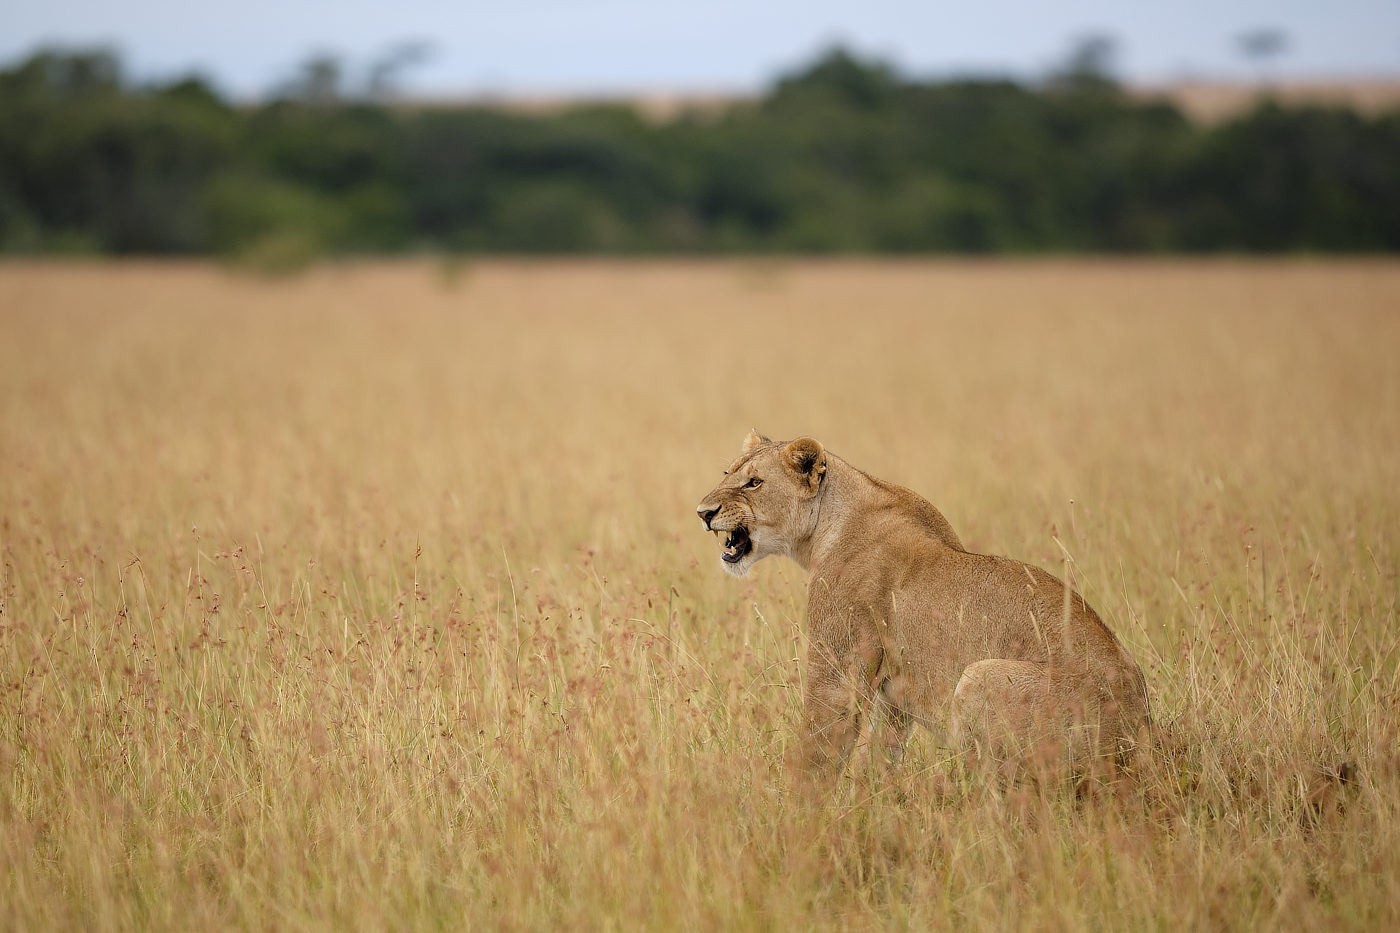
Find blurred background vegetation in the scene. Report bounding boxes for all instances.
[2,43,1398,259]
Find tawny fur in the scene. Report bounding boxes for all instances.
[697,431,1150,779]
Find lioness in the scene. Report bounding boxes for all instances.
[697,431,1149,778]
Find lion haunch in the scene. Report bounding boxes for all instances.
[697,431,1150,777]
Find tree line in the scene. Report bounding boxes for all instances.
[2,46,1397,259]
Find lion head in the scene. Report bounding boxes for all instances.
[696,430,828,576]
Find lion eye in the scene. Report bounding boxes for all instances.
[743,477,763,489]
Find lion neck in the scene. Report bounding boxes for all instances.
[788,454,876,572]
[787,453,964,572]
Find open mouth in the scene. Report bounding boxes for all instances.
[720,526,753,564]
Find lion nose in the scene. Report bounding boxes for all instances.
[697,505,720,529]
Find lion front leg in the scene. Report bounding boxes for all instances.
[786,638,882,782]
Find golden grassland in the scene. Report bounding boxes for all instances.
[1,258,1398,930]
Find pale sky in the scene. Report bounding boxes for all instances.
[3,0,1399,98]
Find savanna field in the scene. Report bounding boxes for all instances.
[2,259,1398,930]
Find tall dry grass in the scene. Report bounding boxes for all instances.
[1,259,1397,930]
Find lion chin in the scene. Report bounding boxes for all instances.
[720,553,753,577]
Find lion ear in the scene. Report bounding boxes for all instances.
[742,428,771,453]
[783,437,827,492]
